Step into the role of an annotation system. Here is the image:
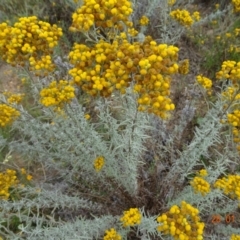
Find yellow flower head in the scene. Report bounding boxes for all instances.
[214,174,240,200]
[198,169,208,177]
[21,168,26,175]
[139,16,149,26]
[120,208,142,227]
[216,60,240,83]
[232,0,240,12]
[84,114,91,120]
[103,228,121,240]
[0,16,62,75]
[231,234,240,240]
[68,33,182,119]
[0,169,19,199]
[93,156,105,172]
[190,176,210,196]
[40,80,75,108]
[3,92,24,104]
[0,104,20,127]
[157,202,204,240]
[192,11,201,21]
[70,0,133,32]
[178,59,189,74]
[170,9,193,27]
[27,175,33,181]
[196,75,212,90]
[168,0,176,6]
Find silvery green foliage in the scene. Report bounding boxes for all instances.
[168,184,237,214]
[0,189,165,239]
[132,0,187,44]
[150,89,237,200]
[137,210,163,239]
[4,186,102,213]
[198,4,231,26]
[93,90,151,193]
[10,88,149,195]
[16,214,125,240]
[20,215,126,240]
[1,89,238,239]
[0,186,163,239]
[0,73,155,239]
[0,186,104,239]
[166,97,226,185]
[206,235,233,240]
[147,96,197,178]
[133,0,232,45]
[159,93,240,238]
[0,134,7,151]
[0,77,150,237]
[215,225,240,238]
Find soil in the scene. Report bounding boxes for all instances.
[0,62,21,93]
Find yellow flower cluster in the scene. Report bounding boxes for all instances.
[120,208,142,227]
[178,59,189,74]
[232,0,240,12]
[69,36,181,118]
[216,60,240,82]
[222,86,240,101]
[0,104,20,127]
[223,91,240,151]
[229,44,240,53]
[3,92,25,104]
[235,28,240,36]
[20,168,33,181]
[84,114,91,120]
[231,234,240,240]
[29,55,55,74]
[103,228,121,240]
[213,27,240,54]
[198,169,208,177]
[215,4,220,10]
[139,16,149,26]
[190,176,210,196]
[157,201,204,240]
[227,110,240,128]
[93,156,105,171]
[170,10,200,27]
[40,80,75,108]
[70,0,133,32]
[226,32,232,38]
[196,75,212,91]
[168,0,176,6]
[227,110,240,151]
[192,11,201,22]
[0,169,18,199]
[217,61,240,152]
[214,174,240,200]
[0,16,62,75]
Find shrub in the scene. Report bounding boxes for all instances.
[1,0,240,239]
